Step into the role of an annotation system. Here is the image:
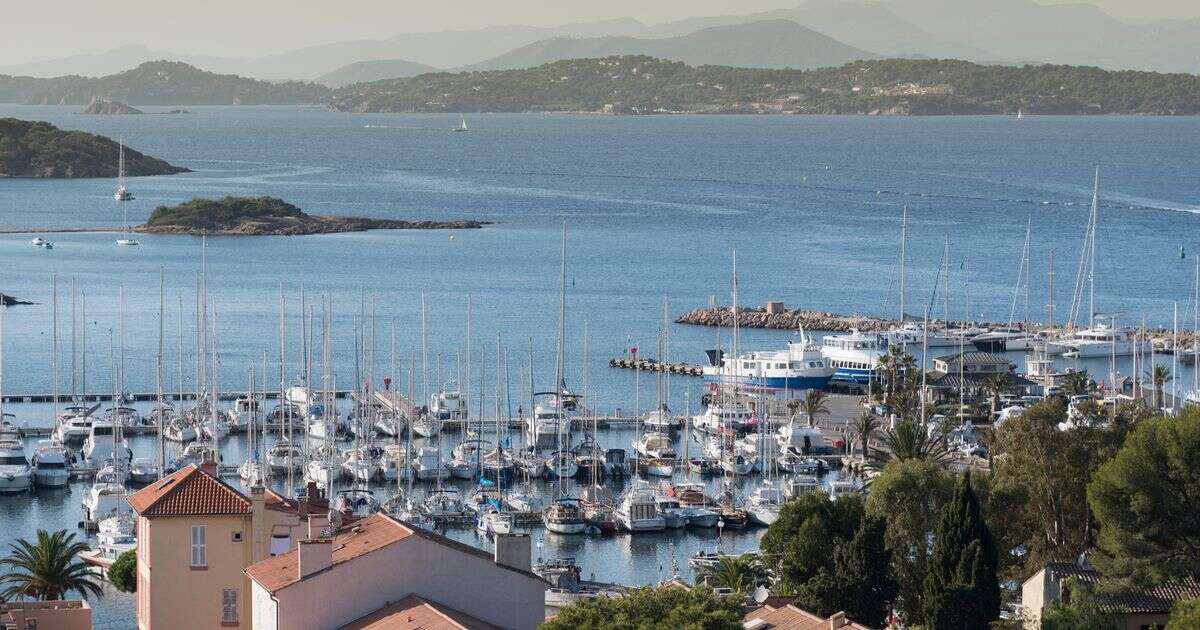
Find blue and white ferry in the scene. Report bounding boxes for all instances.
[820,330,888,384]
[702,333,834,393]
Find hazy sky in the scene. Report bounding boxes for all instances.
[3,0,1198,64]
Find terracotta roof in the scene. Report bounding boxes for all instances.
[127,465,251,516]
[742,604,873,630]
[338,594,501,630]
[1045,562,1200,615]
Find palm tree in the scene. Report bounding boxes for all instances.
[0,529,104,601]
[695,555,765,594]
[1147,364,1173,410]
[1062,370,1091,397]
[868,419,951,469]
[853,411,880,462]
[801,389,830,428]
[981,373,1009,415]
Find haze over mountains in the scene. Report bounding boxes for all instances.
[1,0,1198,84]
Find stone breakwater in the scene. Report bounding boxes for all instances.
[675,307,899,333]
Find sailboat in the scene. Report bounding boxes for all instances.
[453,114,468,132]
[114,138,134,201]
[1017,108,1024,120]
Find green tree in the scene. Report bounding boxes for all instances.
[1168,598,1200,629]
[866,459,955,623]
[869,419,951,469]
[924,472,1001,629]
[828,514,897,628]
[695,555,765,595]
[108,550,136,593]
[1088,409,1200,586]
[801,389,829,428]
[1040,578,1120,630]
[982,373,1008,415]
[760,492,863,597]
[1061,370,1091,396]
[0,529,104,601]
[853,411,880,462]
[540,586,743,630]
[1146,363,1172,410]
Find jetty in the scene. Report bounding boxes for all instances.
[608,356,704,376]
[1,390,355,405]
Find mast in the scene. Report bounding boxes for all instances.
[899,206,907,321]
[157,268,165,479]
[70,279,77,401]
[1088,166,1099,328]
[1047,249,1055,332]
[51,274,58,424]
[278,283,289,496]
[554,221,568,497]
[81,293,87,400]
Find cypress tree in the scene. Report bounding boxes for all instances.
[924,471,1000,629]
[833,514,897,628]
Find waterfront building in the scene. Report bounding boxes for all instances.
[245,512,547,630]
[923,351,1041,404]
[128,462,317,630]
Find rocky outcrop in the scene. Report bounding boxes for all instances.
[0,118,189,178]
[676,306,900,332]
[82,99,143,114]
[136,196,488,235]
[0,293,33,306]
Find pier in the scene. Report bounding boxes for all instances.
[1,390,355,405]
[608,356,704,376]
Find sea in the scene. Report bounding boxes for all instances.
[1,106,1199,627]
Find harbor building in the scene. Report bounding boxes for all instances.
[129,462,319,630]
[245,512,547,630]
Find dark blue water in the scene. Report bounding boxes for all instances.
[2,106,1199,627]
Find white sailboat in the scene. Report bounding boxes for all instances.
[453,114,468,132]
[114,137,134,202]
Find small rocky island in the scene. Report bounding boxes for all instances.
[0,118,188,178]
[136,196,487,235]
[82,99,143,114]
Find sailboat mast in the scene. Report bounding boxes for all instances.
[157,268,165,479]
[51,274,59,423]
[1088,166,1099,328]
[70,279,77,401]
[899,206,907,320]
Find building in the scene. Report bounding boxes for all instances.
[1021,560,1200,629]
[245,512,547,630]
[743,602,873,629]
[128,463,317,630]
[0,601,92,630]
[924,351,1041,403]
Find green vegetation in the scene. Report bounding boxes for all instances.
[1088,408,1200,586]
[0,61,331,106]
[142,196,486,235]
[0,118,188,178]
[1169,599,1200,629]
[539,586,743,630]
[0,529,104,601]
[923,472,1001,629]
[108,551,137,593]
[329,55,1200,115]
[694,555,768,595]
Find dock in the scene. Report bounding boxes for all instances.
[1,390,355,405]
[608,357,704,376]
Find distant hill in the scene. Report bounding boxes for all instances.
[316,59,439,88]
[329,55,1200,115]
[0,118,188,178]
[0,61,331,105]
[82,99,143,114]
[465,20,877,71]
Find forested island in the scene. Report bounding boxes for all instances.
[82,99,142,114]
[0,61,331,106]
[329,55,1200,115]
[137,196,486,235]
[0,118,188,178]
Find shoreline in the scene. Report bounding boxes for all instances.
[2,221,490,236]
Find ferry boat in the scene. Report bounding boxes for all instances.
[820,330,887,384]
[702,333,834,393]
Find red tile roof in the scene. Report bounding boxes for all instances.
[338,594,501,630]
[127,465,251,516]
[743,604,874,630]
[1045,562,1200,615]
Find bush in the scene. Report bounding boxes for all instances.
[109,550,137,593]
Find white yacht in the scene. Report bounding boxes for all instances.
[525,394,572,455]
[55,406,95,443]
[228,396,260,433]
[615,483,666,532]
[719,451,756,476]
[82,465,127,524]
[702,334,834,393]
[30,237,49,247]
[691,401,757,435]
[971,328,1039,352]
[0,439,33,493]
[411,446,450,481]
[642,406,680,432]
[410,414,442,439]
[821,330,887,384]
[113,138,134,202]
[1059,324,1136,358]
[423,488,466,518]
[544,497,588,534]
[886,322,961,348]
[82,419,131,464]
[746,479,786,526]
[31,439,71,488]
[543,449,579,479]
[429,389,468,420]
[374,413,406,438]
[103,406,143,428]
[266,439,304,474]
[477,507,515,537]
[656,496,688,529]
[378,443,410,482]
[776,421,826,453]
[128,458,161,484]
[633,432,675,460]
[80,512,137,574]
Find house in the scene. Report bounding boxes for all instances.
[1021,560,1200,629]
[742,602,873,629]
[924,351,1041,403]
[245,512,548,630]
[0,600,91,630]
[128,463,319,630]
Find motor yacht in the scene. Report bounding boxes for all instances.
[702,333,835,392]
[411,446,450,481]
[614,483,666,532]
[82,419,131,464]
[633,431,675,460]
[31,439,71,488]
[0,439,33,493]
[544,497,588,534]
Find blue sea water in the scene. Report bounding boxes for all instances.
[1,106,1199,627]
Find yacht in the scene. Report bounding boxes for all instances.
[82,419,131,464]
[82,465,127,524]
[266,439,304,474]
[378,443,410,482]
[777,421,826,453]
[480,447,515,482]
[785,475,822,499]
[410,414,442,439]
[30,237,49,247]
[0,439,34,493]
[746,479,786,526]
[128,457,161,484]
[776,450,824,475]
[103,406,143,428]
[303,448,341,489]
[342,444,382,484]
[827,480,860,501]
[477,506,515,537]
[543,449,579,479]
[305,404,340,440]
[55,406,95,443]
[31,439,71,488]
[429,389,468,420]
[656,496,688,529]
[1059,324,1136,358]
[544,497,588,534]
[453,114,468,132]
[633,432,675,460]
[334,488,379,518]
[642,405,680,432]
[719,451,755,476]
[80,512,137,574]
[113,138,134,202]
[665,481,709,507]
[449,438,489,480]
[238,459,263,486]
[614,483,666,532]
[525,394,572,455]
[505,488,547,514]
[373,412,406,438]
[691,401,757,435]
[971,328,1039,352]
[423,487,466,519]
[702,334,834,392]
[163,419,198,443]
[886,322,961,348]
[821,330,887,384]
[681,504,720,528]
[174,442,221,470]
[411,446,450,481]
[228,396,260,433]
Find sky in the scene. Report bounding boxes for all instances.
[2,0,1198,64]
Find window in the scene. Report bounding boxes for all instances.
[222,589,238,624]
[231,531,243,542]
[190,525,207,568]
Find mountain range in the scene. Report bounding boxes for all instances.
[1,0,1197,86]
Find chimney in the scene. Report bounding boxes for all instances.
[250,485,266,561]
[493,533,531,572]
[199,451,218,477]
[829,611,847,629]
[307,512,329,539]
[296,538,332,580]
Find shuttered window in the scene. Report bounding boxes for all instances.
[222,589,238,623]
[190,525,207,567]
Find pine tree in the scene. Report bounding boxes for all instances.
[924,472,1001,629]
[833,514,897,628]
